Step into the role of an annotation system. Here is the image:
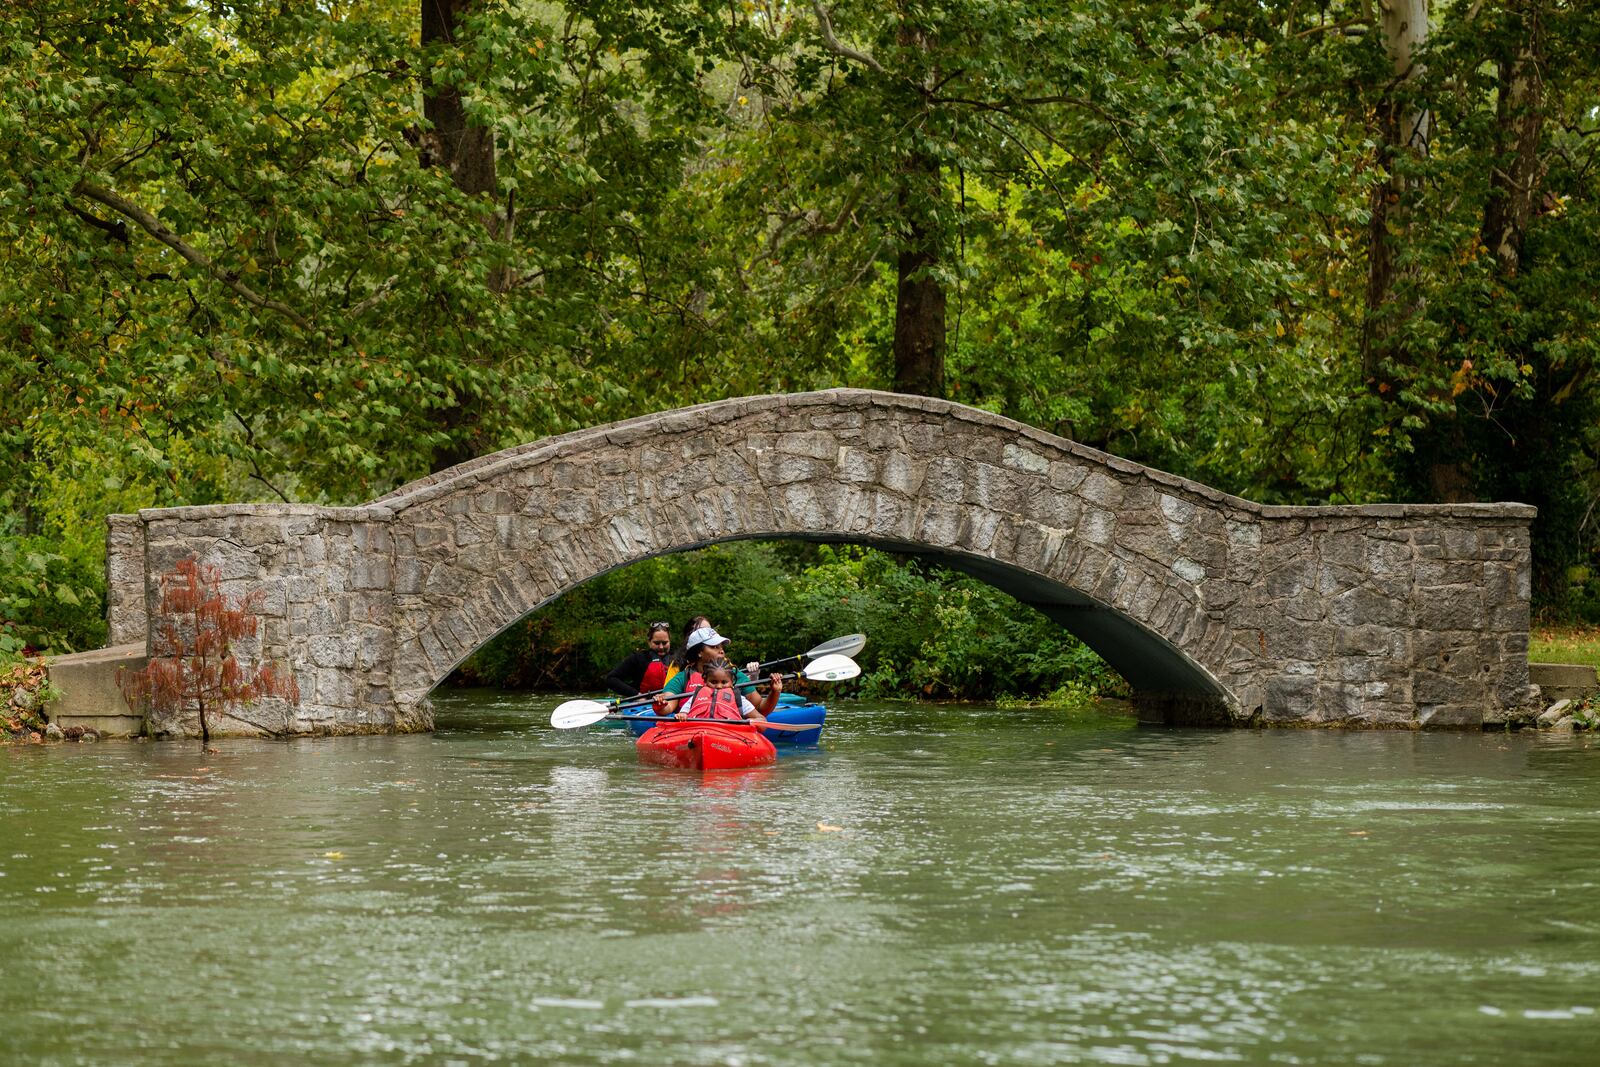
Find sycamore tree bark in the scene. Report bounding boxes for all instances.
[1360,0,1481,502]
[1359,0,1431,391]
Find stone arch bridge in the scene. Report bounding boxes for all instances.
[106,390,1535,735]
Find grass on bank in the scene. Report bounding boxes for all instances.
[1529,623,1600,666]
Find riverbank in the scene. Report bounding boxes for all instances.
[2,659,101,744]
[2,659,51,743]
[1530,622,1600,666]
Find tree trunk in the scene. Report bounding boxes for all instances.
[422,0,497,200]
[1481,2,1546,279]
[421,0,502,474]
[891,20,944,398]
[893,150,946,398]
[1359,0,1431,388]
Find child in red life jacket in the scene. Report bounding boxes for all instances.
[677,663,765,723]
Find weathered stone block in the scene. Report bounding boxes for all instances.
[914,501,964,547]
[880,452,924,496]
[776,430,838,461]
[552,495,597,525]
[1416,585,1485,631]
[1263,619,1331,661]
[1276,545,1335,592]
[1080,472,1125,509]
[255,580,288,618]
[1336,624,1410,659]
[1002,442,1051,475]
[1159,494,1196,525]
[970,463,1024,512]
[351,557,391,590]
[1049,462,1088,492]
[1329,585,1408,627]
[1263,671,1319,723]
[413,524,450,549]
[1202,580,1246,611]
[1120,522,1176,565]
[1442,529,1483,559]
[1080,507,1116,546]
[1413,669,1482,707]
[1416,704,1480,728]
[837,446,878,484]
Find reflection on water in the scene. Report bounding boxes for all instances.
[2,692,1597,1065]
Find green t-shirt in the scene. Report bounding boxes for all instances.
[662,665,752,695]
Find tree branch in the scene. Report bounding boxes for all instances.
[227,405,292,504]
[349,275,401,317]
[72,180,315,332]
[811,2,884,73]
[1293,19,1370,39]
[63,199,130,245]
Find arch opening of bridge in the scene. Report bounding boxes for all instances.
[421,534,1228,720]
[106,389,1536,737]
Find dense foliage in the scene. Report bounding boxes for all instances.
[4,1,1599,679]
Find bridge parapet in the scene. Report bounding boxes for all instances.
[106,390,1536,736]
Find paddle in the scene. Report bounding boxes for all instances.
[609,633,868,711]
[569,714,821,732]
[754,633,866,673]
[551,654,860,730]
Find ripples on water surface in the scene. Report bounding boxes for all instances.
[2,694,1598,1065]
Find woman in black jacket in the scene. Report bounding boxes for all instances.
[604,621,673,697]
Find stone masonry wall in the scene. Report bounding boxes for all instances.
[105,514,147,647]
[1224,513,1532,727]
[109,390,1537,737]
[136,505,405,737]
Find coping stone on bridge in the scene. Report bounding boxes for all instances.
[105,389,1538,738]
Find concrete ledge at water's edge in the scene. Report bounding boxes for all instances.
[1529,662,1600,702]
[43,643,147,738]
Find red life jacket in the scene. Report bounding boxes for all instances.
[684,686,745,721]
[640,659,667,693]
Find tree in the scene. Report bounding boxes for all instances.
[1361,0,1432,402]
[118,557,298,742]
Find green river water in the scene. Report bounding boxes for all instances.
[2,693,1597,1066]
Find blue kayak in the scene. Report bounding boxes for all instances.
[621,691,826,745]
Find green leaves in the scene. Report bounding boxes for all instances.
[0,536,105,657]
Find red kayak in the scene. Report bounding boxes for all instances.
[636,721,778,771]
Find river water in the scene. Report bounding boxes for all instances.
[2,693,1597,1066]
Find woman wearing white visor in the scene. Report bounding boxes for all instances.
[653,625,782,720]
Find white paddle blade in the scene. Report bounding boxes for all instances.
[806,633,867,660]
[550,699,613,729]
[800,654,860,682]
